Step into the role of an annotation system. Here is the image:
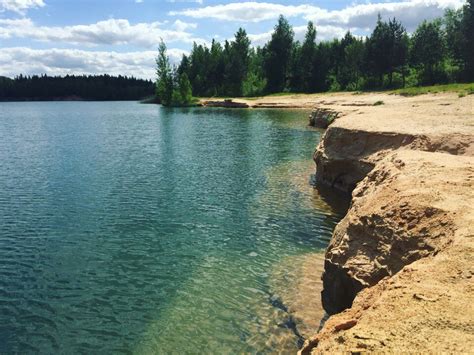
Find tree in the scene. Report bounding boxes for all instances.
[225,28,251,96]
[301,22,317,92]
[242,71,267,97]
[242,47,267,96]
[264,15,294,92]
[365,16,409,87]
[388,18,409,86]
[158,11,470,98]
[177,54,190,76]
[341,37,366,90]
[366,15,392,85]
[312,41,332,92]
[209,39,225,95]
[461,0,474,80]
[175,73,193,105]
[155,39,174,105]
[288,41,303,92]
[410,19,445,84]
[333,32,358,89]
[0,75,153,101]
[289,21,317,92]
[444,9,464,67]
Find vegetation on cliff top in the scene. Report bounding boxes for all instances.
[156,0,473,104]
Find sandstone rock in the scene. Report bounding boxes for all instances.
[201,99,249,108]
[302,92,474,353]
[308,108,340,128]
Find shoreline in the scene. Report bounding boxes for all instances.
[299,91,474,352]
[196,90,473,352]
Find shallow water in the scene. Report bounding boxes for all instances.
[0,102,346,353]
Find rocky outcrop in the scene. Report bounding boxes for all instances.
[201,99,249,108]
[301,94,474,353]
[308,108,339,128]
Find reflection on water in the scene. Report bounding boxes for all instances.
[0,102,346,353]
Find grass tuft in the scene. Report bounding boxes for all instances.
[392,83,474,97]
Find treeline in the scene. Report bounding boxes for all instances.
[0,74,154,101]
[159,0,473,99]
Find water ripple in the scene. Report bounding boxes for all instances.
[0,102,347,353]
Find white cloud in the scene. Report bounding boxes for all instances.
[0,18,204,48]
[172,19,197,32]
[304,0,465,32]
[248,24,349,47]
[169,2,314,22]
[294,24,350,42]
[171,0,465,31]
[247,30,272,47]
[0,0,44,14]
[0,47,187,79]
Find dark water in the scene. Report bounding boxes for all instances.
[0,102,345,353]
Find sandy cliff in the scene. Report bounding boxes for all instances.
[301,93,474,353]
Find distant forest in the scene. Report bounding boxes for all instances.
[0,75,154,101]
[156,0,473,103]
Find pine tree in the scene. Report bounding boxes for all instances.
[366,15,392,85]
[301,22,317,92]
[410,19,445,84]
[388,18,409,86]
[155,40,173,105]
[264,15,294,93]
[178,73,193,104]
[224,28,250,96]
[462,0,474,79]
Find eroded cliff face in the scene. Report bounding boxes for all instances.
[301,93,474,353]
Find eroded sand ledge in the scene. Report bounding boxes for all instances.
[299,92,474,353]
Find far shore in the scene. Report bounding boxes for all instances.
[197,83,474,109]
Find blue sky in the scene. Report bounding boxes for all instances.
[0,0,466,79]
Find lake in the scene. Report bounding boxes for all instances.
[0,102,345,353]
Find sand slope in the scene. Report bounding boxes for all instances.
[298,92,474,353]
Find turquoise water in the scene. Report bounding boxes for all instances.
[0,102,345,353]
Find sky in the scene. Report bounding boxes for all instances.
[0,0,466,80]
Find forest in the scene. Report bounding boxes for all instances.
[0,74,154,101]
[157,0,473,105]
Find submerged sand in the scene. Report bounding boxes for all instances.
[205,91,473,352]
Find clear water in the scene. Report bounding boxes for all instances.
[0,102,345,353]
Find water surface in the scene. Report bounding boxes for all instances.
[0,102,345,353]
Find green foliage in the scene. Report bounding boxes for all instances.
[264,15,295,93]
[170,9,473,98]
[365,16,409,87]
[410,19,445,84]
[461,0,474,80]
[444,8,465,67]
[155,40,174,105]
[170,73,194,106]
[224,28,251,96]
[337,33,365,89]
[289,21,317,92]
[0,74,153,101]
[373,100,384,106]
[242,71,267,97]
[366,15,392,84]
[155,40,194,106]
[394,82,474,96]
